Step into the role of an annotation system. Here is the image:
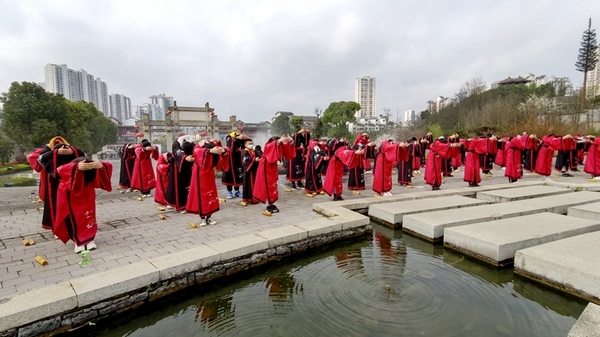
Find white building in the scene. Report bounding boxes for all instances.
[586,47,600,97]
[354,76,376,118]
[404,110,416,122]
[347,116,389,133]
[426,96,454,113]
[109,94,131,122]
[149,94,174,120]
[44,63,110,116]
[133,103,163,121]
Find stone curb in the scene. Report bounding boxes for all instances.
[0,198,371,335]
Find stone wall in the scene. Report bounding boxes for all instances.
[5,226,371,337]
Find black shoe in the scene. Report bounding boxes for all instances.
[268,204,279,213]
[291,182,297,190]
[562,173,573,177]
[333,195,344,201]
[297,181,304,188]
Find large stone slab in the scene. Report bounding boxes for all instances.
[403,202,543,243]
[149,244,221,281]
[71,261,159,307]
[368,196,488,228]
[204,233,269,261]
[0,282,77,331]
[515,231,600,304]
[568,302,600,337]
[514,191,600,214]
[568,202,600,222]
[444,212,600,267]
[255,226,308,247]
[476,185,572,203]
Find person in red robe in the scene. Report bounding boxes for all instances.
[186,140,229,226]
[494,137,508,168]
[38,137,85,232]
[253,136,295,213]
[424,136,461,190]
[118,143,136,191]
[27,141,54,201]
[354,133,375,172]
[504,134,536,183]
[222,131,247,198]
[242,139,262,204]
[533,135,560,179]
[323,139,364,201]
[419,133,434,168]
[154,152,172,206]
[130,139,159,197]
[285,128,310,189]
[304,140,329,194]
[54,157,112,253]
[463,136,495,187]
[584,136,599,181]
[165,140,195,213]
[373,140,408,195]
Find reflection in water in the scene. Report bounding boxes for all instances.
[93,223,585,337]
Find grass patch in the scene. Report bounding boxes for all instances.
[0,176,37,187]
[0,163,32,175]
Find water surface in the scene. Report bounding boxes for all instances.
[90,224,586,337]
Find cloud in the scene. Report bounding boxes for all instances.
[1,0,599,123]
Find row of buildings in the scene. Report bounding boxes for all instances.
[43,64,174,124]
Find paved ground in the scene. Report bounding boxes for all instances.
[0,159,595,299]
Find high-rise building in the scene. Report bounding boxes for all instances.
[354,76,376,118]
[44,63,110,116]
[586,47,600,97]
[404,110,416,122]
[109,94,131,122]
[149,94,174,120]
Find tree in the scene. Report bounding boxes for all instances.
[0,82,71,150]
[0,136,14,163]
[321,101,359,139]
[289,116,304,132]
[455,77,487,102]
[271,114,292,136]
[66,101,117,154]
[575,18,599,111]
[312,107,325,139]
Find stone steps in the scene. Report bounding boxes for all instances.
[443,212,600,267]
[476,185,572,203]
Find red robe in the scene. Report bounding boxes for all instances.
[27,146,50,200]
[54,162,113,246]
[504,135,531,180]
[323,147,361,196]
[253,139,295,204]
[494,138,509,167]
[130,145,159,192]
[186,146,229,217]
[154,153,171,205]
[534,136,561,176]
[373,142,405,194]
[463,138,487,185]
[425,140,457,187]
[584,138,600,177]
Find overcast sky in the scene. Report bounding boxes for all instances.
[1,0,600,123]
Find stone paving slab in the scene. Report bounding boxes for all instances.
[567,202,600,222]
[568,302,600,337]
[402,202,543,243]
[515,191,600,214]
[515,231,600,305]
[476,185,572,203]
[444,212,600,267]
[368,196,489,227]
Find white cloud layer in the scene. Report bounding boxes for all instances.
[1,0,599,122]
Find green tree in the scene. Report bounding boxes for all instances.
[0,82,71,150]
[427,123,443,139]
[66,101,117,154]
[322,101,359,126]
[0,136,14,163]
[312,107,325,139]
[575,17,599,110]
[289,116,304,132]
[271,114,292,136]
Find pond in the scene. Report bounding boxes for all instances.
[88,223,587,337]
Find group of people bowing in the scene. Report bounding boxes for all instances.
[26,130,599,254]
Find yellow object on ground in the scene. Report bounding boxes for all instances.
[35,256,48,266]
